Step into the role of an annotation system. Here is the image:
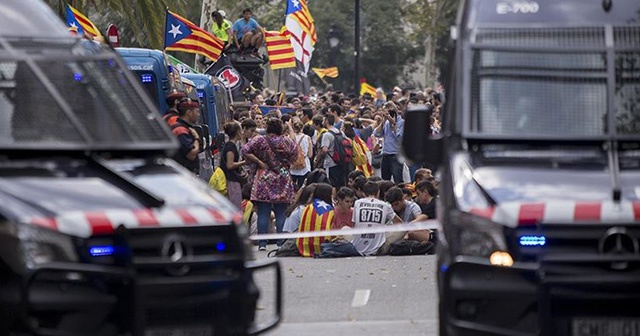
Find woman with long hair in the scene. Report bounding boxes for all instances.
[289,119,313,190]
[210,11,232,50]
[283,184,316,233]
[242,118,297,251]
[220,122,246,208]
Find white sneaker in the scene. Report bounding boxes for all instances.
[258,246,267,251]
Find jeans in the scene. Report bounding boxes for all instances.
[381,154,404,184]
[255,201,289,248]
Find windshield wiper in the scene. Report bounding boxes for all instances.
[87,154,165,208]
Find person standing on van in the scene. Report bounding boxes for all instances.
[211,10,232,50]
[221,122,246,208]
[171,98,201,173]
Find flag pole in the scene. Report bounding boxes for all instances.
[163,8,170,53]
[277,69,282,94]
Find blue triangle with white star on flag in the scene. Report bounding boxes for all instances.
[164,12,193,48]
[313,198,333,215]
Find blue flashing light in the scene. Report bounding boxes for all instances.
[216,242,226,252]
[197,91,205,99]
[141,74,153,83]
[73,73,83,82]
[519,235,546,247]
[89,245,115,257]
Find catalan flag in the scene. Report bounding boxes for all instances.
[265,28,296,70]
[353,136,374,178]
[164,11,224,63]
[286,0,317,74]
[65,4,102,38]
[312,67,339,79]
[296,199,334,257]
[360,79,377,97]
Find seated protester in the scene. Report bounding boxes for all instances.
[367,175,382,183]
[296,183,335,257]
[415,180,437,219]
[402,187,413,202]
[304,168,330,186]
[333,187,356,230]
[406,168,434,199]
[377,180,396,201]
[350,182,402,256]
[385,187,432,243]
[351,176,368,199]
[347,170,365,188]
[171,98,201,173]
[283,184,316,233]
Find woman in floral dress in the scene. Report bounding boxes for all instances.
[242,118,297,250]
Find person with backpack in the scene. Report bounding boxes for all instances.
[314,114,353,188]
[171,98,201,173]
[289,119,313,190]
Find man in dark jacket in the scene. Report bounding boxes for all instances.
[171,98,201,172]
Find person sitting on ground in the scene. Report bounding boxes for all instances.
[333,187,356,230]
[232,8,263,54]
[347,170,365,188]
[296,183,335,257]
[377,180,396,201]
[350,182,402,256]
[283,184,316,233]
[405,168,434,199]
[351,176,368,199]
[385,187,432,243]
[415,180,437,219]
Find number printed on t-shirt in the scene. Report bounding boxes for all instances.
[359,208,382,223]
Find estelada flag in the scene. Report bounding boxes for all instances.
[66,4,102,38]
[296,198,334,257]
[360,79,377,97]
[353,136,374,178]
[312,67,339,79]
[265,28,296,70]
[164,11,224,63]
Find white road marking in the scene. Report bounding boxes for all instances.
[351,289,371,307]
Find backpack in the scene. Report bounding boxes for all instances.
[329,130,353,166]
[291,135,307,170]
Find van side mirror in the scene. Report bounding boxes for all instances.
[402,104,443,167]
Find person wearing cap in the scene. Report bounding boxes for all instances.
[164,90,187,127]
[211,10,232,50]
[171,98,202,173]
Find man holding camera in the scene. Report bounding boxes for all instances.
[375,103,405,183]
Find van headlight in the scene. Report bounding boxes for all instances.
[0,222,78,274]
[449,210,507,258]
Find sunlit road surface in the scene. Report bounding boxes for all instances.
[252,247,439,336]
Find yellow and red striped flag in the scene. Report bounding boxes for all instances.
[296,199,334,257]
[65,4,102,38]
[360,79,377,97]
[312,67,339,79]
[265,28,296,70]
[353,136,374,178]
[164,11,224,63]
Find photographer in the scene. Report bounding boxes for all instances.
[374,102,405,183]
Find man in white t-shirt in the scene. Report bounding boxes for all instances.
[351,182,401,256]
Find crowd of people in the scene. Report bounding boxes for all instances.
[166,80,444,257]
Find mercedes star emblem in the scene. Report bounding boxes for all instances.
[598,227,639,270]
[161,235,193,276]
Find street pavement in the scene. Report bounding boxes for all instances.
[251,246,439,336]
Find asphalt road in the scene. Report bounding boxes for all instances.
[251,246,439,336]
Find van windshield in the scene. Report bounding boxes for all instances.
[470,29,640,137]
[0,54,173,150]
